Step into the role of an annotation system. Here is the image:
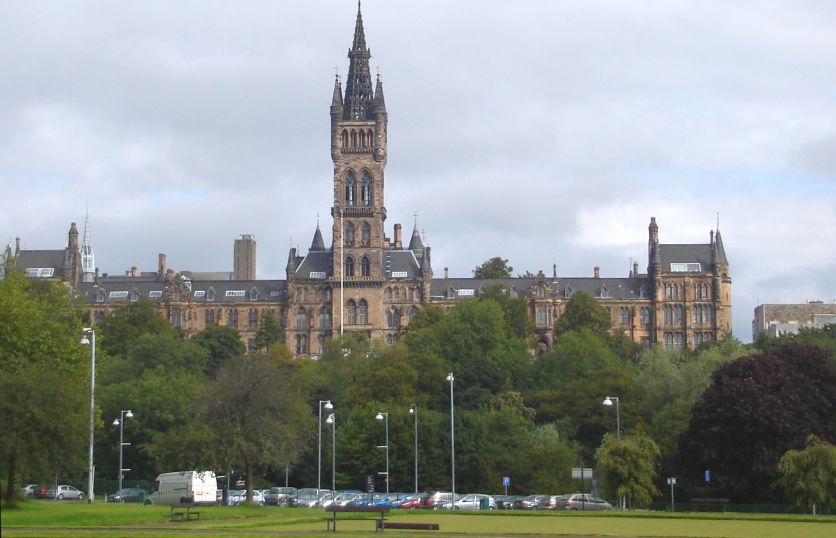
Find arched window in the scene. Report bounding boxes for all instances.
[600,286,609,298]
[345,222,355,245]
[536,305,548,325]
[96,289,106,303]
[248,308,258,328]
[387,306,399,328]
[361,171,372,206]
[319,308,331,330]
[619,307,630,326]
[341,130,348,149]
[408,306,417,322]
[361,256,370,277]
[640,307,650,325]
[347,300,356,325]
[207,287,215,301]
[393,287,400,301]
[345,256,354,277]
[358,299,368,325]
[295,307,307,330]
[350,129,357,147]
[359,129,366,147]
[361,222,371,244]
[344,170,356,206]
[565,287,573,299]
[385,287,393,301]
[673,305,683,325]
[249,287,258,301]
[705,305,713,323]
[205,309,216,325]
[664,305,673,325]
[130,288,139,302]
[295,334,308,355]
[639,285,647,299]
[665,284,673,299]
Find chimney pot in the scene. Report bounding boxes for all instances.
[444,266,449,279]
[594,266,600,279]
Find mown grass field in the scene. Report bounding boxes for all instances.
[2,500,834,538]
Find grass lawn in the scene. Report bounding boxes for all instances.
[2,500,834,537]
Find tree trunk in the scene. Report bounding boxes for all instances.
[5,455,17,508]
[246,458,254,503]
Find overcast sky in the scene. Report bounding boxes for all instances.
[2,0,835,342]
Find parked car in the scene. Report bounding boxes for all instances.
[107,488,148,503]
[289,488,328,507]
[35,485,51,499]
[554,493,612,511]
[399,494,428,510]
[423,491,454,509]
[322,492,363,508]
[264,486,296,506]
[495,495,522,509]
[48,485,84,500]
[22,484,38,498]
[454,493,497,510]
[514,494,549,510]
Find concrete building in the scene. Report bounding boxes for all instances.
[753,302,836,341]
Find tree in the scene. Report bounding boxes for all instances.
[98,298,177,357]
[254,309,284,351]
[0,272,88,507]
[596,432,660,509]
[473,257,513,279]
[481,284,534,339]
[554,290,612,337]
[191,324,246,375]
[202,354,313,502]
[776,435,836,515]
[678,344,836,501]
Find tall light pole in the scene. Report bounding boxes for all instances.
[325,413,336,504]
[602,396,621,439]
[112,410,134,492]
[446,372,455,508]
[80,328,96,503]
[409,404,418,494]
[318,400,333,495]
[375,412,389,494]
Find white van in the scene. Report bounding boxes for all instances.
[145,471,218,505]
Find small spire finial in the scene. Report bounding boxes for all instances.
[716,211,720,231]
[413,211,418,227]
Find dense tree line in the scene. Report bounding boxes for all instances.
[2,270,835,510]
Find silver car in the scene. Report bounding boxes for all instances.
[454,493,497,510]
[48,485,84,500]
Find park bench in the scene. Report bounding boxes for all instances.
[325,505,388,532]
[170,503,202,521]
[688,497,730,512]
[377,520,440,531]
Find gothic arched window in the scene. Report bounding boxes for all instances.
[344,170,356,206]
[619,307,630,326]
[295,307,307,330]
[387,306,399,328]
[347,300,356,325]
[640,307,650,325]
[319,307,331,330]
[341,130,348,149]
[345,222,355,246]
[361,171,372,206]
[361,256,370,277]
[358,299,368,325]
[361,222,371,244]
[345,256,354,277]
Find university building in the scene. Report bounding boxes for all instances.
[4,5,732,354]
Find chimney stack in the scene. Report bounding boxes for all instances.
[594,266,600,279]
[633,261,639,277]
[394,224,402,248]
[15,237,20,255]
[444,266,449,279]
[158,253,166,278]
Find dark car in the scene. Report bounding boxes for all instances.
[107,488,148,503]
[514,494,549,510]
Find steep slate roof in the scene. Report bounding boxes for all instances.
[431,277,648,301]
[295,251,333,279]
[79,279,288,305]
[13,250,66,272]
[385,250,421,278]
[657,243,713,272]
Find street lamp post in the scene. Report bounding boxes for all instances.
[325,413,336,504]
[409,404,418,494]
[446,372,455,509]
[112,410,134,492]
[375,412,389,494]
[80,328,96,503]
[602,396,621,439]
[318,400,334,495]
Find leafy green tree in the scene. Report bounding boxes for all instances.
[554,290,612,337]
[254,309,284,351]
[678,344,836,501]
[202,354,313,502]
[758,324,836,360]
[596,432,660,509]
[0,272,88,506]
[98,298,176,357]
[481,284,534,339]
[473,257,513,279]
[776,435,836,515]
[191,324,245,374]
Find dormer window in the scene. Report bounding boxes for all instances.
[96,288,106,303]
[207,287,215,301]
[250,287,259,301]
[565,286,573,299]
[600,286,609,298]
[130,289,139,302]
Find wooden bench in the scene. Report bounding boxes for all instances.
[688,498,730,512]
[377,520,440,531]
[325,505,389,532]
[170,503,202,521]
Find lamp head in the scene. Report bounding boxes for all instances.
[125,410,134,419]
[113,418,120,427]
[375,412,384,421]
[409,406,415,415]
[324,400,333,410]
[326,413,334,424]
[602,397,613,406]
[80,335,90,345]
[446,372,454,382]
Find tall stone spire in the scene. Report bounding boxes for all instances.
[81,208,96,283]
[344,1,374,120]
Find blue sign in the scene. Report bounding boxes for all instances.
[502,476,510,487]
[705,470,711,482]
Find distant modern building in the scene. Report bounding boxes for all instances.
[5,4,733,354]
[753,302,836,341]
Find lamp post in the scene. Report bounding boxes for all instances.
[409,404,418,494]
[80,328,96,503]
[602,396,621,439]
[112,410,134,492]
[318,400,334,495]
[375,412,389,494]
[325,413,336,504]
[446,372,455,508]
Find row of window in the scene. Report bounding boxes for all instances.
[343,170,373,207]
[340,128,375,150]
[294,287,332,303]
[664,331,714,348]
[665,282,712,300]
[345,221,372,246]
[344,256,371,277]
[95,286,265,303]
